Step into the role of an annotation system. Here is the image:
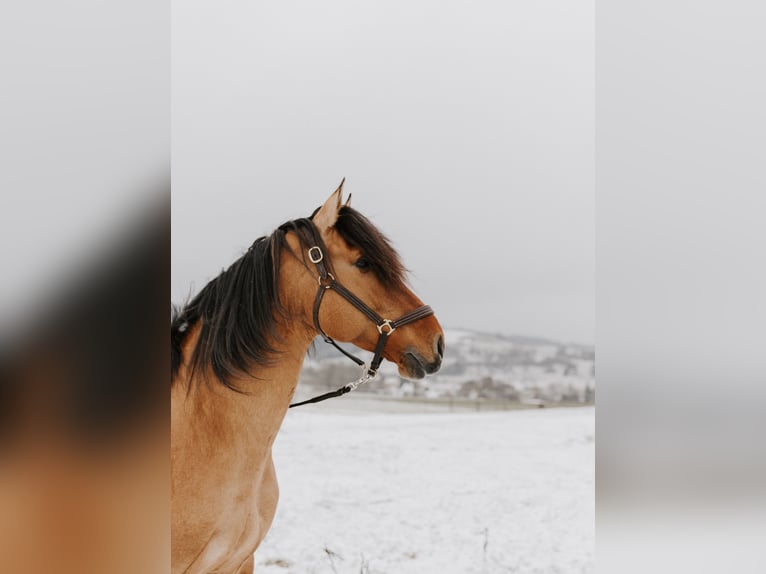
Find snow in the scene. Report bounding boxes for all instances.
[256,403,594,573]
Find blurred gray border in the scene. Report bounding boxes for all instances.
[596,1,765,572]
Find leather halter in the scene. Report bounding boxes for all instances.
[289,231,434,408]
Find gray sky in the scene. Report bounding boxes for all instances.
[172,0,594,344]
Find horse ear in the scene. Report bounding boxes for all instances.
[344,193,352,208]
[313,178,346,231]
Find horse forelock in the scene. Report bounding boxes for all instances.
[333,206,408,289]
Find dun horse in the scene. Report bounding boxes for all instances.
[171,183,444,574]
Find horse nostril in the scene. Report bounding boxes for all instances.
[436,335,445,358]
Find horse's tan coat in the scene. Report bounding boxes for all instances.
[171,189,443,574]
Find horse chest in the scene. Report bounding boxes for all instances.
[190,516,262,574]
[180,490,274,574]
[173,451,279,574]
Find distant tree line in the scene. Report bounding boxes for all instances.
[301,363,595,405]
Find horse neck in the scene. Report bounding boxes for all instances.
[172,321,312,460]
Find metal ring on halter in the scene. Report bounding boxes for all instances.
[308,246,323,263]
[317,272,335,288]
[365,362,379,378]
[377,320,396,335]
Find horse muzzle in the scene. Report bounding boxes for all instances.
[400,335,444,380]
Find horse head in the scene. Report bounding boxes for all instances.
[282,181,444,380]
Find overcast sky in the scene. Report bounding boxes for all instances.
[172,0,594,344]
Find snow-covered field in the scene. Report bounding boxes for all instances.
[256,403,594,573]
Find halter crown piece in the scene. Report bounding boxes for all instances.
[289,227,434,408]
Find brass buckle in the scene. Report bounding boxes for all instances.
[377,320,396,335]
[308,246,323,264]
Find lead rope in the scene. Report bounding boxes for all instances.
[288,366,376,408]
[289,240,433,409]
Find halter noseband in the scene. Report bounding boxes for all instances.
[289,233,434,408]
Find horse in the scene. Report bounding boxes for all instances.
[170,182,444,574]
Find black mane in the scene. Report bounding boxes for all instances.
[171,206,406,390]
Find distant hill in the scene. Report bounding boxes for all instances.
[300,328,595,405]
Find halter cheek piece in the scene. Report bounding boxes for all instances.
[289,243,434,408]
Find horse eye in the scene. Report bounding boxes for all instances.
[354,257,371,270]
